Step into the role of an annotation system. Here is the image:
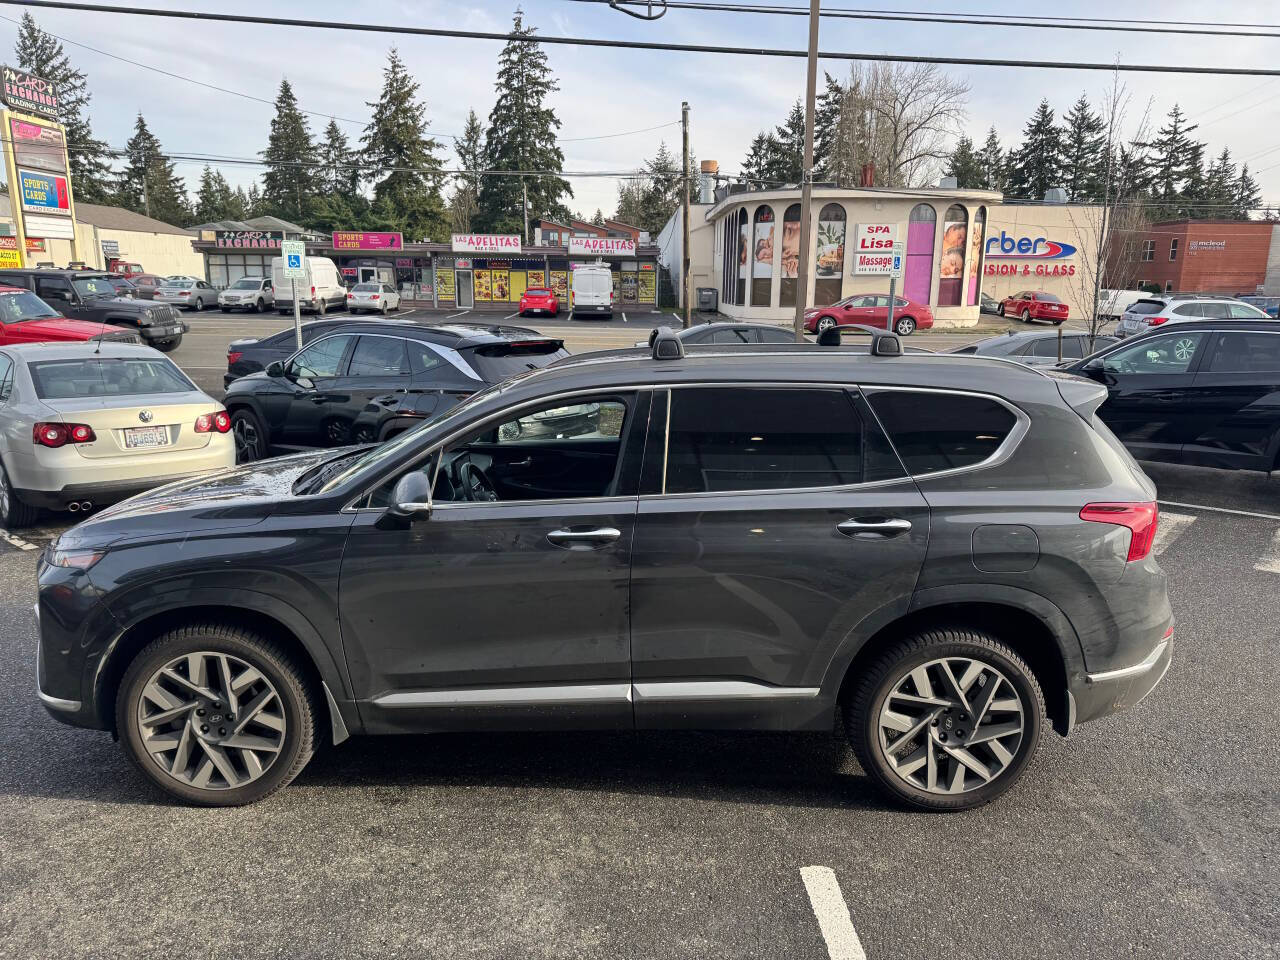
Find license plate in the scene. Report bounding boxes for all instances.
[124,425,169,448]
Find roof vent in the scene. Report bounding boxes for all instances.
[650,326,686,360]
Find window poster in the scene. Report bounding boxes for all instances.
[966,221,984,305]
[637,268,656,303]
[436,268,456,301]
[752,209,775,306]
[474,269,492,302]
[527,269,546,288]
[737,218,749,304]
[938,218,967,306]
[550,270,569,299]
[621,272,638,302]
[612,271,622,301]
[815,208,847,305]
[491,267,510,301]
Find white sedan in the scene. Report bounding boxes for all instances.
[346,282,401,315]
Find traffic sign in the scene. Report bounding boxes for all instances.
[281,240,306,279]
[889,242,904,280]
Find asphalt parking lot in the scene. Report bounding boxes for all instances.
[1,311,1276,959]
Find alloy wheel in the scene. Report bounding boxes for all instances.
[0,467,10,522]
[1174,337,1197,362]
[136,651,286,790]
[232,417,261,462]
[877,656,1025,795]
[817,316,835,332]
[895,316,916,336]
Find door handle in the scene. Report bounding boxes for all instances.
[547,527,621,548]
[837,518,912,538]
[507,458,533,468]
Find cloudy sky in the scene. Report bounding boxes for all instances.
[4,0,1280,223]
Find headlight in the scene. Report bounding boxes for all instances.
[45,546,104,570]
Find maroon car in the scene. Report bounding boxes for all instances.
[1000,290,1068,324]
[804,294,934,336]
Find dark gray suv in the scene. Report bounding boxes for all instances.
[35,331,1172,810]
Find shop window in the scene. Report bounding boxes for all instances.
[750,206,775,307]
[1169,238,1179,261]
[1141,240,1155,262]
[814,203,846,306]
[779,204,802,307]
[735,209,749,306]
[937,205,968,307]
[904,204,935,306]
[967,207,986,307]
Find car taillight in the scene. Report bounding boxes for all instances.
[227,350,243,364]
[178,290,190,296]
[311,286,316,297]
[33,422,96,447]
[1147,317,1168,326]
[1081,502,1158,562]
[371,294,379,300]
[347,293,354,299]
[195,410,232,433]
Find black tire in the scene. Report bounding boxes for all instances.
[153,334,181,353]
[350,307,361,315]
[1022,309,1032,324]
[1052,318,1065,326]
[194,297,204,311]
[816,315,837,333]
[894,315,916,336]
[278,309,289,316]
[316,298,327,316]
[0,459,39,529]
[116,623,319,807]
[844,628,1045,812]
[381,301,390,315]
[231,407,267,463]
[256,298,265,313]
[996,303,1005,317]
[221,307,230,313]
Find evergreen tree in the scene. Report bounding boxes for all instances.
[613,141,685,234]
[591,208,605,226]
[1060,94,1105,202]
[449,109,485,233]
[260,78,317,224]
[741,132,775,187]
[244,183,263,218]
[978,126,1006,192]
[1234,163,1262,219]
[944,135,983,188]
[14,13,113,203]
[361,47,447,242]
[765,100,805,184]
[193,166,245,222]
[1180,140,1207,218]
[116,114,188,224]
[316,119,359,196]
[1007,100,1062,201]
[1146,105,1201,215]
[233,185,252,218]
[477,12,573,234]
[1202,148,1237,219]
[814,72,844,180]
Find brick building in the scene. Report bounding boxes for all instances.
[1110,219,1280,295]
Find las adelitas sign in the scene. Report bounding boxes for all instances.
[452,234,521,254]
[568,236,635,256]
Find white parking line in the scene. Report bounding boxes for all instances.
[1153,511,1196,556]
[444,310,471,320]
[0,529,39,551]
[800,867,867,960]
[503,311,519,320]
[1254,529,1280,574]
[1157,499,1280,523]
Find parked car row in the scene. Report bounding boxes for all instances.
[1116,294,1269,338]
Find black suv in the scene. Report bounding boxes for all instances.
[0,269,187,351]
[222,322,569,462]
[38,329,1172,810]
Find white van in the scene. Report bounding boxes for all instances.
[270,256,347,316]
[1096,288,1147,322]
[570,263,614,318]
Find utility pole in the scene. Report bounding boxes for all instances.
[681,101,691,328]
[522,179,529,244]
[793,0,821,342]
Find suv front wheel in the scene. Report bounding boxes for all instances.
[845,628,1045,811]
[117,624,319,806]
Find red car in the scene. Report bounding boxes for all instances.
[1000,290,1068,324]
[519,286,559,317]
[804,294,934,336]
[0,285,134,346]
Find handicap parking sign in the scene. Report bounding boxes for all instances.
[281,240,306,279]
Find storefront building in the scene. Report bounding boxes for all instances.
[1104,218,1280,296]
[189,216,324,287]
[981,202,1104,319]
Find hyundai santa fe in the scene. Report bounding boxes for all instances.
[35,330,1172,810]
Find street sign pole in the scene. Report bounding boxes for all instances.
[281,240,307,350]
[887,242,904,335]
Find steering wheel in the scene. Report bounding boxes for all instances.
[457,461,498,502]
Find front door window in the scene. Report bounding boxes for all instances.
[1103,332,1204,374]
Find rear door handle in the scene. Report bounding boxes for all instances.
[547,527,621,548]
[837,518,912,538]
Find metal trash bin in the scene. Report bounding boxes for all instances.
[696,287,717,312]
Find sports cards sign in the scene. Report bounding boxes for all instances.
[19,168,70,216]
[853,223,900,274]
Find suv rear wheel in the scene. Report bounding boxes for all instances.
[117,624,318,806]
[845,628,1045,811]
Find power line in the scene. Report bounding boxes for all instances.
[9,1,1280,78]
[579,0,1280,38]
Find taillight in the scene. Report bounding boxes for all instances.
[227,350,243,365]
[371,294,380,300]
[347,293,354,298]
[195,410,232,433]
[1081,502,1158,562]
[34,422,96,447]
[311,286,316,297]
[1147,317,1168,326]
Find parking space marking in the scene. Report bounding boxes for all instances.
[1154,511,1196,556]
[444,310,471,320]
[1157,499,1280,523]
[1254,529,1280,574]
[800,867,867,960]
[0,528,38,551]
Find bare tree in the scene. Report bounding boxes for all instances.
[826,63,969,188]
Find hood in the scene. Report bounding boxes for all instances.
[224,370,274,394]
[228,336,262,348]
[55,448,338,550]
[14,316,119,339]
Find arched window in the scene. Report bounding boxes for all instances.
[779,203,803,307]
[967,206,987,306]
[814,203,847,306]
[736,208,749,306]
[904,203,936,306]
[751,205,775,307]
[938,204,969,307]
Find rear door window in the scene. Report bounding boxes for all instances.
[867,390,1018,475]
[1206,332,1280,373]
[347,336,409,376]
[664,387,901,493]
[709,328,752,344]
[1200,302,1230,318]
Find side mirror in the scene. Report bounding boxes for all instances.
[266,361,284,377]
[386,470,433,522]
[1083,357,1105,373]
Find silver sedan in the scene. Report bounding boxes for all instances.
[155,279,219,311]
[0,342,235,527]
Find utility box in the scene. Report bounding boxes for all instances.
[696,287,717,312]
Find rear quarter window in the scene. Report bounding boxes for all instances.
[867,390,1018,474]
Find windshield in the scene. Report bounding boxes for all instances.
[28,357,195,399]
[72,277,119,298]
[1036,293,1061,303]
[0,290,61,323]
[353,283,377,292]
[231,278,261,289]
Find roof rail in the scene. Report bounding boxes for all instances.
[816,324,903,356]
[650,326,685,360]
